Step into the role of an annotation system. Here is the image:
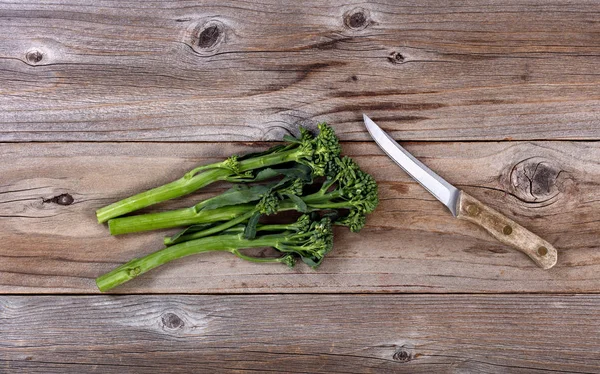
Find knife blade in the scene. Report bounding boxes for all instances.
[363,114,558,269]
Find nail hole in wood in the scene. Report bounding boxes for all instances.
[393,349,412,363]
[344,8,370,30]
[388,52,405,64]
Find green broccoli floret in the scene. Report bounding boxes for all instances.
[334,210,366,233]
[286,213,313,232]
[306,122,342,176]
[222,155,241,174]
[96,216,334,292]
[256,192,280,215]
[279,178,304,197]
[302,156,379,232]
[275,217,334,268]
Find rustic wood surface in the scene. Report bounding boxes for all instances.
[1,0,600,372]
[2,295,600,373]
[2,141,599,294]
[1,0,599,141]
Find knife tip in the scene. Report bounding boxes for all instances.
[362,114,376,133]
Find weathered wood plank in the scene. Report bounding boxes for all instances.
[1,0,599,141]
[1,294,599,373]
[1,141,599,293]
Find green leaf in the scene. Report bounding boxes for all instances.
[277,164,313,182]
[243,212,261,239]
[167,223,216,244]
[250,168,282,182]
[276,243,299,253]
[282,135,301,144]
[232,164,314,184]
[286,193,308,213]
[199,185,271,211]
[300,256,319,268]
[321,210,341,221]
[310,211,322,221]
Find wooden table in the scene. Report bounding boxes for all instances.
[1,1,599,372]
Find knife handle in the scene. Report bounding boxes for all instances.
[457,191,558,269]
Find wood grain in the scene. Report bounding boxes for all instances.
[1,141,599,294]
[1,294,599,373]
[1,0,600,141]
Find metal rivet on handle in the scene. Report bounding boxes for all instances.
[503,225,512,235]
[466,204,480,216]
[538,246,548,256]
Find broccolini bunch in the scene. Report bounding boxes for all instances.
[95,123,378,292]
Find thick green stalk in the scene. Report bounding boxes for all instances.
[237,147,304,172]
[108,204,255,235]
[96,167,232,223]
[303,201,351,210]
[96,234,284,292]
[96,147,306,223]
[302,190,343,204]
[163,210,255,245]
[166,219,300,245]
[108,200,299,235]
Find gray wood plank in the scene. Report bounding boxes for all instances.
[1,141,598,293]
[1,294,599,373]
[1,0,599,141]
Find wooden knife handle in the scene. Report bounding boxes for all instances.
[457,191,558,269]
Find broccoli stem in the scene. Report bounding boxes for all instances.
[163,210,255,245]
[108,200,299,235]
[96,167,231,224]
[96,147,306,223]
[302,190,343,204]
[165,220,300,245]
[96,233,288,292]
[108,203,256,235]
[297,201,350,210]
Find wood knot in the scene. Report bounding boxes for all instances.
[161,312,184,329]
[190,20,225,54]
[198,25,221,49]
[26,49,44,65]
[344,8,370,30]
[393,349,412,363]
[42,193,74,206]
[509,157,562,203]
[388,51,405,64]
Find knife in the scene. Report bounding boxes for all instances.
[363,114,558,269]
